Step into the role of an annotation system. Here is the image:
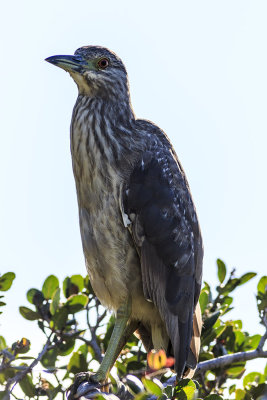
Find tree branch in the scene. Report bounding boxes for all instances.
[195,323,267,375]
[164,325,267,387]
[5,336,52,395]
[195,348,267,374]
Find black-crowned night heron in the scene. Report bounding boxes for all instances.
[46,46,203,389]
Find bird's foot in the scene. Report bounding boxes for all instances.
[67,371,107,400]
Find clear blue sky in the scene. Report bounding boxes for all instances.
[1,0,266,373]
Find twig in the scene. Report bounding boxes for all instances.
[61,330,103,363]
[196,316,267,374]
[89,337,103,363]
[5,336,53,395]
[95,309,107,330]
[0,365,27,372]
[195,349,267,374]
[198,372,210,396]
[86,302,104,363]
[163,325,267,387]
[257,330,267,351]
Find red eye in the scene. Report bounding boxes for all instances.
[98,58,109,69]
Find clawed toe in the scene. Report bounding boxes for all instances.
[67,372,102,400]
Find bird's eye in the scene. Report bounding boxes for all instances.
[98,58,109,69]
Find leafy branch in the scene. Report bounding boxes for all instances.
[0,261,267,400]
[5,336,53,397]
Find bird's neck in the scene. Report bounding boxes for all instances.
[73,94,135,123]
[71,95,137,171]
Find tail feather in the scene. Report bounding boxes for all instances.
[183,302,202,378]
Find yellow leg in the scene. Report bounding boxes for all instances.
[68,298,138,399]
[94,298,133,382]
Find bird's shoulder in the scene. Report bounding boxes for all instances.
[135,118,173,148]
[134,118,190,190]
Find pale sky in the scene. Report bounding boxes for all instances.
[1,0,266,373]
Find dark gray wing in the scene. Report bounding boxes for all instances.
[123,149,203,377]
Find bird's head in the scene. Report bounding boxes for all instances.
[45,46,129,100]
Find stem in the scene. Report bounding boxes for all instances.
[195,329,267,375]
[6,335,53,395]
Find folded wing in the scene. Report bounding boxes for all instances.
[123,150,203,377]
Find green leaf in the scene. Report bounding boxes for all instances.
[19,306,39,320]
[219,278,240,294]
[131,393,149,400]
[235,388,251,400]
[63,275,84,298]
[214,324,226,338]
[1,367,16,381]
[222,296,233,307]
[239,272,257,285]
[257,276,267,294]
[204,395,223,400]
[217,259,226,284]
[0,391,10,400]
[174,380,196,400]
[116,359,127,376]
[50,307,68,330]
[58,339,75,356]
[164,385,173,398]
[226,362,246,377]
[127,360,146,372]
[235,331,245,346]
[199,290,209,313]
[183,386,195,400]
[19,374,36,397]
[27,288,44,306]
[246,334,261,350]
[257,291,267,315]
[50,288,60,315]
[142,378,163,396]
[243,372,265,389]
[202,311,221,334]
[229,384,236,394]
[250,383,267,400]
[175,379,196,390]
[84,275,95,295]
[201,330,217,347]
[67,351,87,374]
[65,294,88,313]
[42,275,59,299]
[41,348,58,368]
[231,319,242,330]
[157,395,167,400]
[77,343,88,358]
[0,336,6,350]
[0,272,15,291]
[199,351,214,361]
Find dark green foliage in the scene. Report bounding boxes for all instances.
[0,272,15,315]
[42,275,59,299]
[0,272,15,292]
[0,262,266,400]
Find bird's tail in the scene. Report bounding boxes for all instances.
[183,302,202,378]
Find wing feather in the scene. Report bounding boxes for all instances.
[124,150,203,377]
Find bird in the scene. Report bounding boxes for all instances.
[45,45,203,388]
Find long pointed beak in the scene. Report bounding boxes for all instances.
[45,54,87,73]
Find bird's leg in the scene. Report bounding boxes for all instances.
[93,297,132,382]
[68,298,136,398]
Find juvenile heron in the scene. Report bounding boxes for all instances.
[46,46,203,386]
